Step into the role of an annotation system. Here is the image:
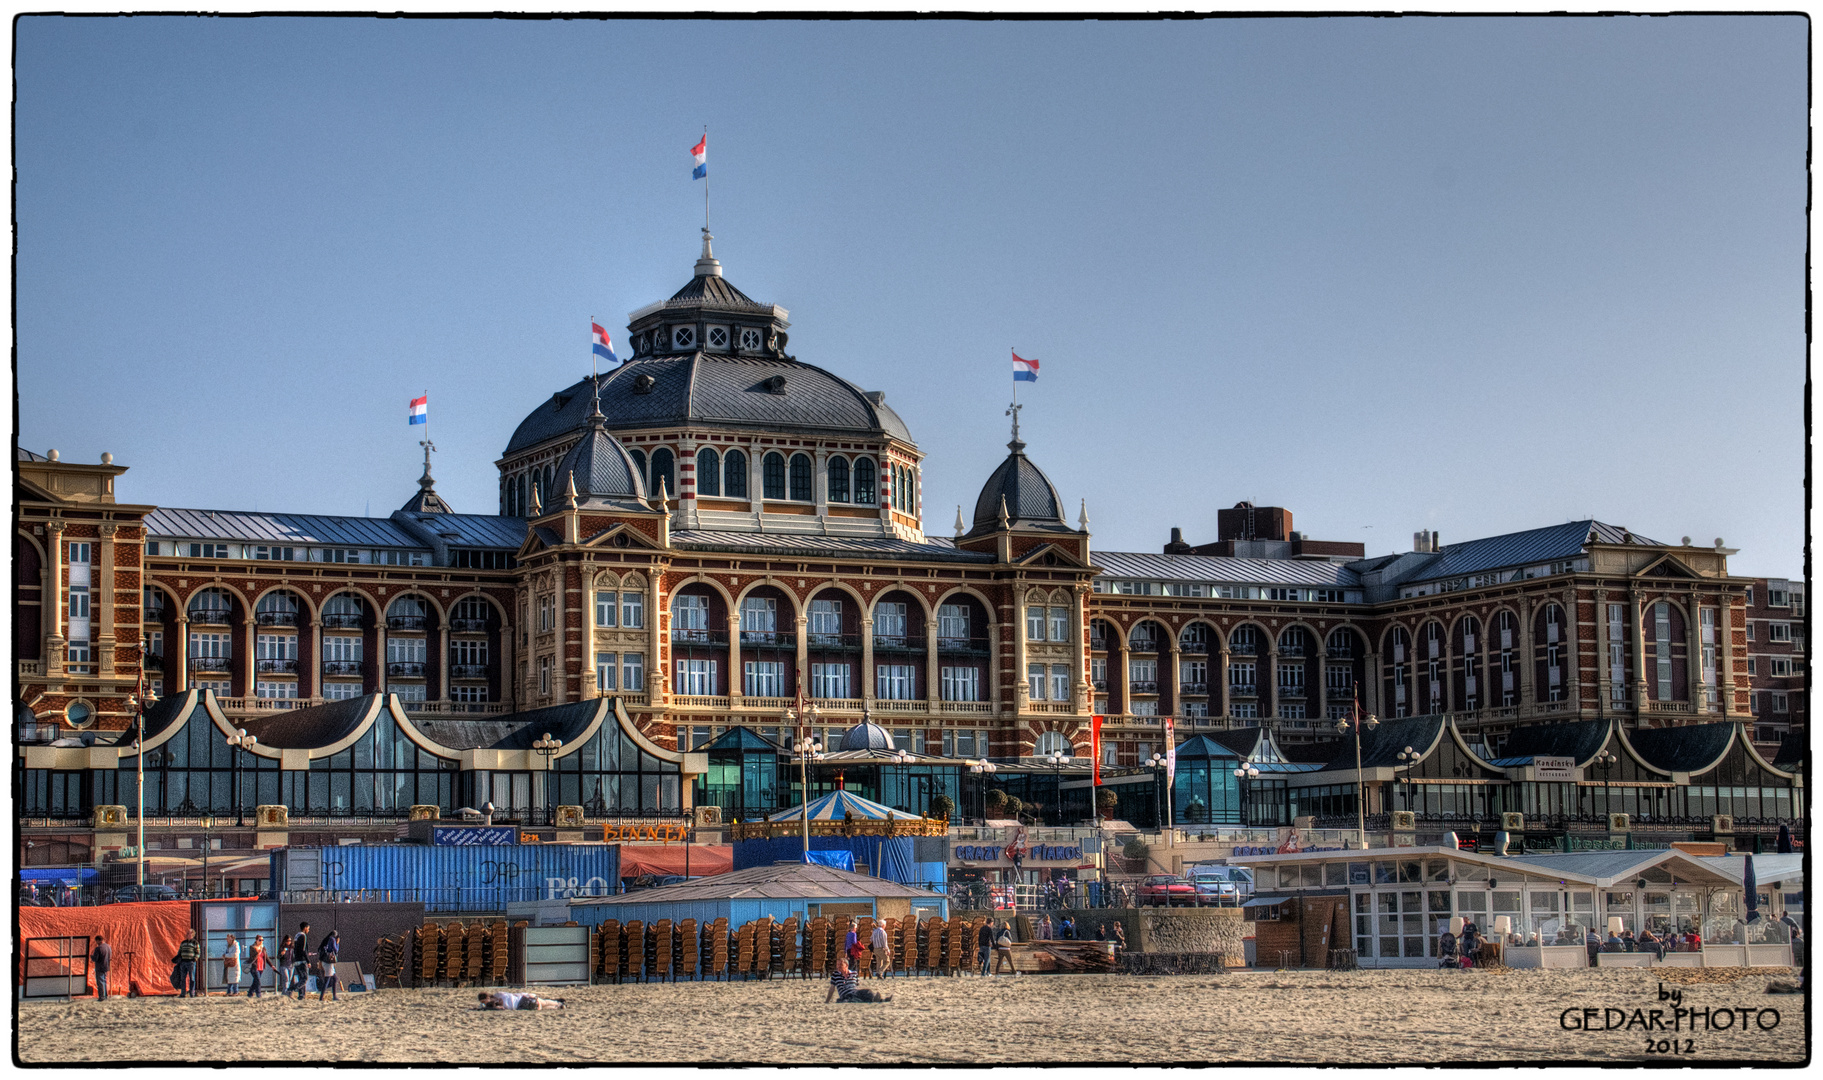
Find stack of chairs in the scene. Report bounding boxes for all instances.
[734,921,756,980]
[806,918,829,979]
[442,924,468,985]
[373,935,406,988]
[895,917,916,978]
[418,924,444,987]
[704,918,730,981]
[622,921,645,984]
[650,920,673,982]
[678,918,699,980]
[594,920,621,983]
[486,921,510,983]
[753,917,774,978]
[925,916,947,975]
[778,917,800,978]
[465,924,485,983]
[947,918,973,976]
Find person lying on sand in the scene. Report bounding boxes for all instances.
[476,991,566,1011]
[825,955,891,1004]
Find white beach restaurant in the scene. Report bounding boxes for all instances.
[1226,846,1800,969]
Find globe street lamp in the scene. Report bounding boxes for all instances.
[1336,711,1379,850]
[199,814,214,899]
[533,732,563,823]
[1592,749,1618,822]
[967,759,997,822]
[126,683,159,889]
[785,700,824,858]
[1233,765,1261,828]
[226,727,258,827]
[1394,746,1420,813]
[1148,752,1174,830]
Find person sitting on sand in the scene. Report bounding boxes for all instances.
[825,955,891,1003]
[476,991,565,1010]
[1438,929,1460,968]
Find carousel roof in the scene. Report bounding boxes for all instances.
[765,789,925,823]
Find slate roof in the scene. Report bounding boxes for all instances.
[968,440,1065,531]
[503,356,915,455]
[147,507,428,548]
[1501,850,1688,883]
[837,722,897,751]
[570,861,944,906]
[1172,734,1245,760]
[114,689,199,746]
[238,695,380,750]
[705,726,786,753]
[395,512,528,549]
[1700,854,1803,885]
[411,700,603,752]
[551,417,649,508]
[1093,550,1362,588]
[669,530,994,563]
[1204,729,1261,759]
[665,272,772,311]
[1398,520,1652,585]
[1489,718,1613,767]
[1625,722,1738,774]
[17,447,49,461]
[1323,714,1444,771]
[1772,738,1804,772]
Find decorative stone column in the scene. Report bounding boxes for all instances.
[308,618,323,701]
[727,609,743,708]
[1013,587,1031,715]
[647,575,663,705]
[1718,589,1739,716]
[861,615,875,707]
[1517,596,1536,709]
[1686,591,1709,710]
[1629,589,1650,716]
[1072,586,1090,713]
[1264,643,1280,725]
[1594,589,1611,711]
[174,615,189,691]
[1217,645,1232,721]
[438,624,451,704]
[794,613,809,703]
[44,521,65,675]
[1167,642,1182,719]
[1565,585,1583,714]
[815,449,829,520]
[924,618,940,711]
[98,523,118,675]
[1364,649,1381,719]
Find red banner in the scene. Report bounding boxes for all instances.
[1091,714,1103,788]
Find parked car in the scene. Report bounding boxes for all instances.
[104,884,182,903]
[1137,874,1199,907]
[1186,865,1256,905]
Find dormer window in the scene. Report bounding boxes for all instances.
[740,327,761,352]
[707,325,729,350]
[671,326,696,350]
[633,332,649,355]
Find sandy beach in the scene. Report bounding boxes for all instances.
[16,967,1805,1065]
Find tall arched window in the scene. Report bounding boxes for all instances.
[789,453,813,501]
[696,447,720,497]
[763,453,786,499]
[188,587,234,622]
[724,449,748,498]
[651,448,676,498]
[854,458,876,504]
[1035,730,1070,757]
[827,456,850,502]
[543,465,555,501]
[906,468,918,515]
[517,473,528,515]
[628,449,647,484]
[255,590,301,626]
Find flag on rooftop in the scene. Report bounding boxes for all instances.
[408,395,427,425]
[1012,349,1039,382]
[592,323,617,364]
[691,135,707,179]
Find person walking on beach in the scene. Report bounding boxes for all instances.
[223,933,243,996]
[290,923,311,1001]
[173,929,201,997]
[976,919,995,977]
[249,936,267,999]
[1059,915,1075,940]
[273,933,291,997]
[317,931,341,1001]
[91,934,113,1001]
[1109,921,1127,957]
[870,921,891,977]
[992,922,1018,976]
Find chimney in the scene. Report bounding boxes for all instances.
[1164,527,1192,555]
[1414,529,1428,553]
[1432,532,1441,552]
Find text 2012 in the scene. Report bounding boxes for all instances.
[1644,1039,1696,1055]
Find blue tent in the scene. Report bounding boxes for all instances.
[766,790,923,823]
[20,867,98,885]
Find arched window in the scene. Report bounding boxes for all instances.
[696,447,720,497]
[1180,623,1210,652]
[543,465,555,502]
[1278,626,1308,655]
[724,449,748,498]
[187,587,234,623]
[1035,731,1071,757]
[789,453,813,501]
[854,458,876,505]
[387,595,428,630]
[1326,627,1356,658]
[763,453,786,499]
[255,591,301,626]
[628,449,647,484]
[827,456,850,502]
[517,473,527,515]
[906,468,918,515]
[651,448,676,498]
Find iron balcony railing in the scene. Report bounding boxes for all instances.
[1089,636,1109,651]
[1181,681,1208,695]
[1327,647,1356,659]
[1228,683,1258,696]
[144,607,168,623]
[321,660,363,676]
[255,658,298,674]
[937,636,991,654]
[671,628,728,645]
[1230,643,1258,656]
[450,664,489,680]
[322,613,364,629]
[1280,645,1306,657]
[873,635,927,652]
[1129,638,1159,653]
[1091,678,1108,691]
[188,608,233,625]
[806,632,861,650]
[740,630,793,648]
[386,661,428,677]
[387,615,428,631]
[449,618,489,633]
[1179,641,1209,655]
[1128,681,1159,694]
[189,656,232,672]
[255,610,299,627]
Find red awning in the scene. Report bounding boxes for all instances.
[617,844,733,878]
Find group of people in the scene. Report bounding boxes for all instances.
[1019,914,1127,952]
[1437,921,1487,969]
[140,922,342,1000]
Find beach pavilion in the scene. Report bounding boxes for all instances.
[564,860,950,929]
[1228,844,1798,968]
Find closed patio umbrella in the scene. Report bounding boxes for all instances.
[1777,823,1794,854]
[1743,854,1760,924]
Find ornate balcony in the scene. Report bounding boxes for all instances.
[1181,681,1208,695]
[321,660,364,676]
[1178,641,1209,655]
[450,664,488,680]
[322,613,364,630]
[256,658,299,674]
[255,610,299,627]
[189,656,232,672]
[806,632,860,650]
[936,636,990,655]
[740,630,793,648]
[386,661,428,677]
[188,608,233,626]
[671,628,728,645]
[449,618,489,633]
[872,635,927,653]
[1089,636,1109,651]
[1229,683,1258,696]
[1128,681,1159,694]
[387,615,428,631]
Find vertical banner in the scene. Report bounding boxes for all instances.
[1164,716,1176,789]
[1091,715,1103,788]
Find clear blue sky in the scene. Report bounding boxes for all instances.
[16,17,1808,576]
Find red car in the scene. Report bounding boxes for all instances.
[1137,874,1198,907]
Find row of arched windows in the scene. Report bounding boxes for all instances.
[1093,619,1363,656]
[500,446,898,515]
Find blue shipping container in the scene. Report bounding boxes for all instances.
[271,845,620,913]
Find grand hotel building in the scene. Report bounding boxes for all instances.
[15,235,1804,865]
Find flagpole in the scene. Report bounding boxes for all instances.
[703,125,710,234]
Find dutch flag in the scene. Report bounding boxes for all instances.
[691,135,707,180]
[1012,349,1039,383]
[408,395,428,425]
[592,322,617,364]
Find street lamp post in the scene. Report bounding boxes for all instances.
[1592,750,1618,823]
[199,814,214,899]
[784,701,823,859]
[127,683,159,889]
[1336,711,1379,849]
[1233,765,1261,827]
[1394,746,1420,813]
[226,727,258,827]
[967,759,997,821]
[1147,752,1173,830]
[533,732,563,823]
